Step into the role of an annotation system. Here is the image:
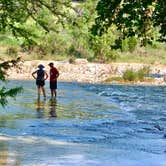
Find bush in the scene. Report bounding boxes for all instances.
[128,37,138,52]
[137,66,150,81]
[121,37,138,52]
[123,69,137,81]
[123,66,150,82]
[91,26,118,62]
[122,38,128,52]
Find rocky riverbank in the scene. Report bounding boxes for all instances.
[6,59,166,85]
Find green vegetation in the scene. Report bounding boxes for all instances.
[105,66,151,83]
[0,59,23,106]
[0,0,165,63]
[123,66,150,82]
[0,0,166,105]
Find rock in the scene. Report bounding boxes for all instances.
[74,58,88,64]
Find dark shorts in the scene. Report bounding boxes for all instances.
[36,80,45,86]
[50,81,57,89]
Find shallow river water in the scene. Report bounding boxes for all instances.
[0,80,166,166]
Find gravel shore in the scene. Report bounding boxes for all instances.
[6,59,166,85]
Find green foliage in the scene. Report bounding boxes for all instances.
[123,69,137,81]
[91,26,118,62]
[0,58,23,106]
[122,37,138,52]
[128,37,138,52]
[122,38,128,52]
[65,0,98,59]
[0,0,72,43]
[104,76,123,83]
[123,67,150,82]
[93,0,166,46]
[155,0,166,41]
[137,66,150,81]
[0,86,23,106]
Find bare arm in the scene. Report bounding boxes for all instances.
[32,70,37,79]
[44,71,48,80]
[56,69,59,78]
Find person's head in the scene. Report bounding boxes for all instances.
[38,64,45,69]
[48,62,54,68]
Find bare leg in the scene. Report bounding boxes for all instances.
[41,86,46,98]
[51,89,54,98]
[54,89,57,97]
[51,89,56,97]
[37,86,40,99]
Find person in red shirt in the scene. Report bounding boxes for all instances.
[48,62,59,97]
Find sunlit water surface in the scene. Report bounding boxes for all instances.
[0,80,166,166]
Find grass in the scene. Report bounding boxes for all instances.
[116,44,166,65]
[104,76,155,84]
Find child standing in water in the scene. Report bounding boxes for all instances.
[32,64,48,99]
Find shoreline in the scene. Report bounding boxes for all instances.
[6,59,166,86]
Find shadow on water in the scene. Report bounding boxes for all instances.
[36,98,46,118]
[48,98,57,118]
[36,98,57,118]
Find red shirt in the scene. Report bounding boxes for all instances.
[50,67,59,82]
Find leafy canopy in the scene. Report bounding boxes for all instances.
[0,58,23,106]
[0,0,72,43]
[92,0,166,44]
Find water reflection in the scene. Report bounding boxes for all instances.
[36,98,46,118]
[36,98,57,118]
[49,98,57,118]
[0,141,21,166]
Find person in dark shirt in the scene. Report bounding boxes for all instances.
[48,62,59,98]
[32,64,48,99]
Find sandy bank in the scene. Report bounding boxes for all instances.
[6,59,166,85]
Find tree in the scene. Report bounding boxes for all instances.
[0,58,23,106]
[155,0,166,41]
[92,0,165,46]
[0,0,72,42]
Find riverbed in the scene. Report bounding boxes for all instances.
[0,80,166,166]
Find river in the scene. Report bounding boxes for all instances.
[0,80,166,166]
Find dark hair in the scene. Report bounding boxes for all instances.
[48,62,54,66]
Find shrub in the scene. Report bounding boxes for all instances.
[123,69,137,81]
[122,38,128,52]
[121,37,138,52]
[137,66,150,81]
[123,66,150,81]
[128,37,138,52]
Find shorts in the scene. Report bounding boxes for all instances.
[36,80,45,86]
[50,81,57,89]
